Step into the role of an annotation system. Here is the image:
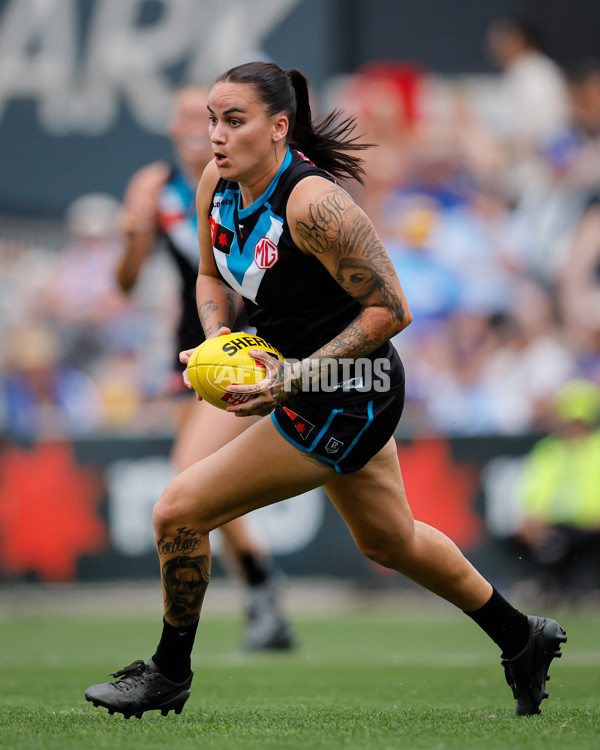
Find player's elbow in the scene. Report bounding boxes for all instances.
[397,304,413,333]
[380,303,412,337]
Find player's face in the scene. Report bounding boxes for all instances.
[169,88,212,168]
[207,81,288,184]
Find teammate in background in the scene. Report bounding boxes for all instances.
[115,85,294,652]
[86,62,566,719]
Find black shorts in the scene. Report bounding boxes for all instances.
[271,345,405,474]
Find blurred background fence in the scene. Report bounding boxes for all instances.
[0,431,545,581]
[1,0,600,600]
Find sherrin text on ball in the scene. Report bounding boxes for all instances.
[186,332,284,409]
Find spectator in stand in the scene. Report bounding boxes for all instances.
[514,379,600,602]
[559,193,600,361]
[0,323,103,441]
[384,193,463,336]
[427,183,530,316]
[407,311,501,436]
[552,60,600,194]
[336,62,426,232]
[554,64,600,366]
[38,193,173,431]
[405,277,576,437]
[482,17,573,277]
[526,60,600,283]
[485,16,569,152]
[481,280,577,433]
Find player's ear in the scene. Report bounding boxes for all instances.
[272,114,289,143]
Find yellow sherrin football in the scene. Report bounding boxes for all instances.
[186,332,284,409]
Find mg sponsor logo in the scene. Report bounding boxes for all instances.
[254,237,279,269]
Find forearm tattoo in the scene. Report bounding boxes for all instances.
[198,279,239,338]
[198,299,218,320]
[295,187,407,332]
[312,309,392,360]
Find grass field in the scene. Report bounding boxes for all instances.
[1,592,599,750]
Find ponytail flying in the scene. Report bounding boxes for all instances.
[216,61,372,184]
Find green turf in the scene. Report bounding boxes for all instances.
[1,605,598,750]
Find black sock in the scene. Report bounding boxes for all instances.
[464,588,530,658]
[152,618,198,682]
[237,552,269,586]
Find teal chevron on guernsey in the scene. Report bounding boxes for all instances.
[210,149,292,299]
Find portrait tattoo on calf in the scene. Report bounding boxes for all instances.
[162,554,210,626]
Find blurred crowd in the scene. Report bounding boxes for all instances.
[0,193,180,440]
[1,17,600,444]
[336,18,600,437]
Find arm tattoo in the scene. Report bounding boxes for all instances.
[162,553,210,626]
[311,309,392,360]
[198,279,239,338]
[296,187,407,327]
[198,299,218,321]
[295,188,352,254]
[335,254,406,325]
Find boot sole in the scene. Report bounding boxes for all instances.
[85,689,190,719]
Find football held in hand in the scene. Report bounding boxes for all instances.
[186,332,284,409]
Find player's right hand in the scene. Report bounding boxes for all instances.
[179,328,232,396]
[179,347,201,397]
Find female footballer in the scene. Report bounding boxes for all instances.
[86,62,566,719]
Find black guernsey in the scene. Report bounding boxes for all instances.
[209,148,363,360]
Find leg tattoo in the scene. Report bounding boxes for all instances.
[162,554,210,626]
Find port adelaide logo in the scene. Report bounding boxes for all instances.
[325,437,344,454]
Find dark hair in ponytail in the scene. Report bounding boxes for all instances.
[216,61,372,184]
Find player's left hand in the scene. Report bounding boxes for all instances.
[225,350,300,417]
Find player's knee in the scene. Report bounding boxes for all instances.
[153,492,179,539]
[153,477,209,538]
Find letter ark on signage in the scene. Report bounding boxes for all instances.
[254,237,278,269]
